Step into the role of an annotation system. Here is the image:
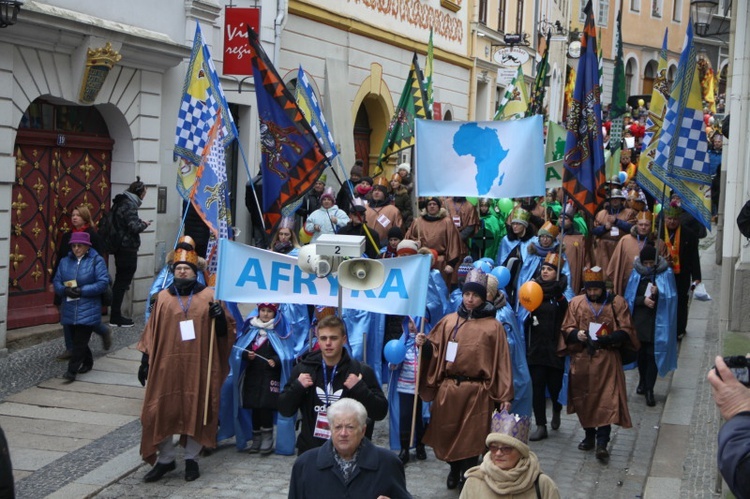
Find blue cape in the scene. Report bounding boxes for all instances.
[217,312,296,454]
[426,269,450,325]
[496,304,532,418]
[624,262,678,376]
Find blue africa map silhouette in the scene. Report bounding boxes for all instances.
[452,122,509,195]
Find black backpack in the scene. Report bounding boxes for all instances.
[97,201,122,253]
[738,200,750,239]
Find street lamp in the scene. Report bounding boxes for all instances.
[691,0,731,37]
[0,0,23,28]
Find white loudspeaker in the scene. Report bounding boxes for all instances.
[338,258,386,290]
[297,244,333,277]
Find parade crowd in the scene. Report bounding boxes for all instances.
[48,118,721,497]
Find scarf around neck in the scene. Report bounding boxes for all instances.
[465,450,542,496]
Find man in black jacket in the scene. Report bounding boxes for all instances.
[662,205,702,340]
[110,177,150,328]
[278,315,388,455]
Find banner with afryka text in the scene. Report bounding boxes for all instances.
[216,240,430,316]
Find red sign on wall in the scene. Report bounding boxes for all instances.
[223,7,260,76]
[432,102,443,121]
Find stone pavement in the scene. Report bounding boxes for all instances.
[1,238,727,498]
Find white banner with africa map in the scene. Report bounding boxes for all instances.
[415,115,545,198]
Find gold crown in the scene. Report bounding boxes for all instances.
[510,207,530,224]
[373,176,389,188]
[583,266,604,283]
[279,216,295,229]
[173,248,199,268]
[538,221,560,238]
[542,252,561,270]
[636,211,653,222]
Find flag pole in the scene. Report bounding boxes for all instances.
[203,317,216,425]
[409,318,424,448]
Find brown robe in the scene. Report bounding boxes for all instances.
[405,207,463,287]
[365,203,403,243]
[441,198,479,285]
[419,312,514,462]
[562,233,589,296]
[557,294,639,428]
[137,286,235,464]
[592,207,637,273]
[606,230,652,296]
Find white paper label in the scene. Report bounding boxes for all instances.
[313,411,331,439]
[377,214,391,228]
[180,319,196,341]
[446,341,458,362]
[610,227,620,237]
[588,322,603,341]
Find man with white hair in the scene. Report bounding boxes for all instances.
[288,398,411,498]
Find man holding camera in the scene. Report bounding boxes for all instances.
[709,355,750,499]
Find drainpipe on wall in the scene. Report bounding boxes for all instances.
[274,0,287,65]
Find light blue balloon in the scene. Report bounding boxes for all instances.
[491,266,512,288]
[384,339,407,364]
[472,261,493,273]
[479,257,496,266]
[618,171,628,183]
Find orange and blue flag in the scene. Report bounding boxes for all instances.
[562,0,606,218]
[246,28,327,235]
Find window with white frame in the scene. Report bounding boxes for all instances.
[652,0,663,17]
[672,0,682,21]
[631,0,641,12]
[597,0,609,26]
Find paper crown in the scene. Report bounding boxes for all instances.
[464,268,488,299]
[490,410,531,444]
[317,173,327,183]
[510,207,530,226]
[538,221,560,238]
[350,197,367,212]
[390,173,402,183]
[542,252,561,270]
[177,235,196,248]
[373,176,389,188]
[314,306,337,322]
[663,203,683,217]
[279,216,295,230]
[636,210,653,222]
[320,186,335,201]
[609,188,627,199]
[173,248,199,270]
[583,266,604,283]
[485,274,499,301]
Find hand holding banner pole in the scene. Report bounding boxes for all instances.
[203,317,216,425]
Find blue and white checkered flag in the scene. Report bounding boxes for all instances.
[295,66,338,160]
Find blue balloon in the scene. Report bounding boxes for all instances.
[472,260,493,273]
[618,171,628,183]
[491,266,512,288]
[479,257,496,266]
[384,339,407,364]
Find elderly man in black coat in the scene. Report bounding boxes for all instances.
[288,398,411,499]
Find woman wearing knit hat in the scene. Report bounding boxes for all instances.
[460,411,560,498]
[415,268,514,490]
[53,231,110,381]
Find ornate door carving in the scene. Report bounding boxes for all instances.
[9,130,113,329]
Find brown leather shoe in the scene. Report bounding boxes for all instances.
[595,446,609,463]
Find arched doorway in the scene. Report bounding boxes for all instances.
[9,99,113,329]
[643,60,659,97]
[353,106,372,174]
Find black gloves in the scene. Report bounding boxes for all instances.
[597,334,613,346]
[64,287,82,298]
[208,301,224,319]
[138,354,149,387]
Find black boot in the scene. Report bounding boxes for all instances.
[529,424,548,441]
[578,437,595,451]
[595,445,610,463]
[446,462,460,489]
[184,459,200,481]
[645,390,656,407]
[551,408,561,430]
[144,461,176,482]
[415,443,427,460]
[398,448,410,465]
[636,379,645,395]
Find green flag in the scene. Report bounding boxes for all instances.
[610,8,627,119]
[376,53,428,174]
[494,65,529,120]
[527,31,551,117]
[425,28,434,119]
[545,121,567,163]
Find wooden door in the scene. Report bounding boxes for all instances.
[9,130,113,329]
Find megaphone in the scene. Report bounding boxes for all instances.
[297,244,333,278]
[338,258,385,290]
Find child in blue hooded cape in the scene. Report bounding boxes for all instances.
[217,304,296,455]
[624,244,678,405]
[387,316,432,462]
